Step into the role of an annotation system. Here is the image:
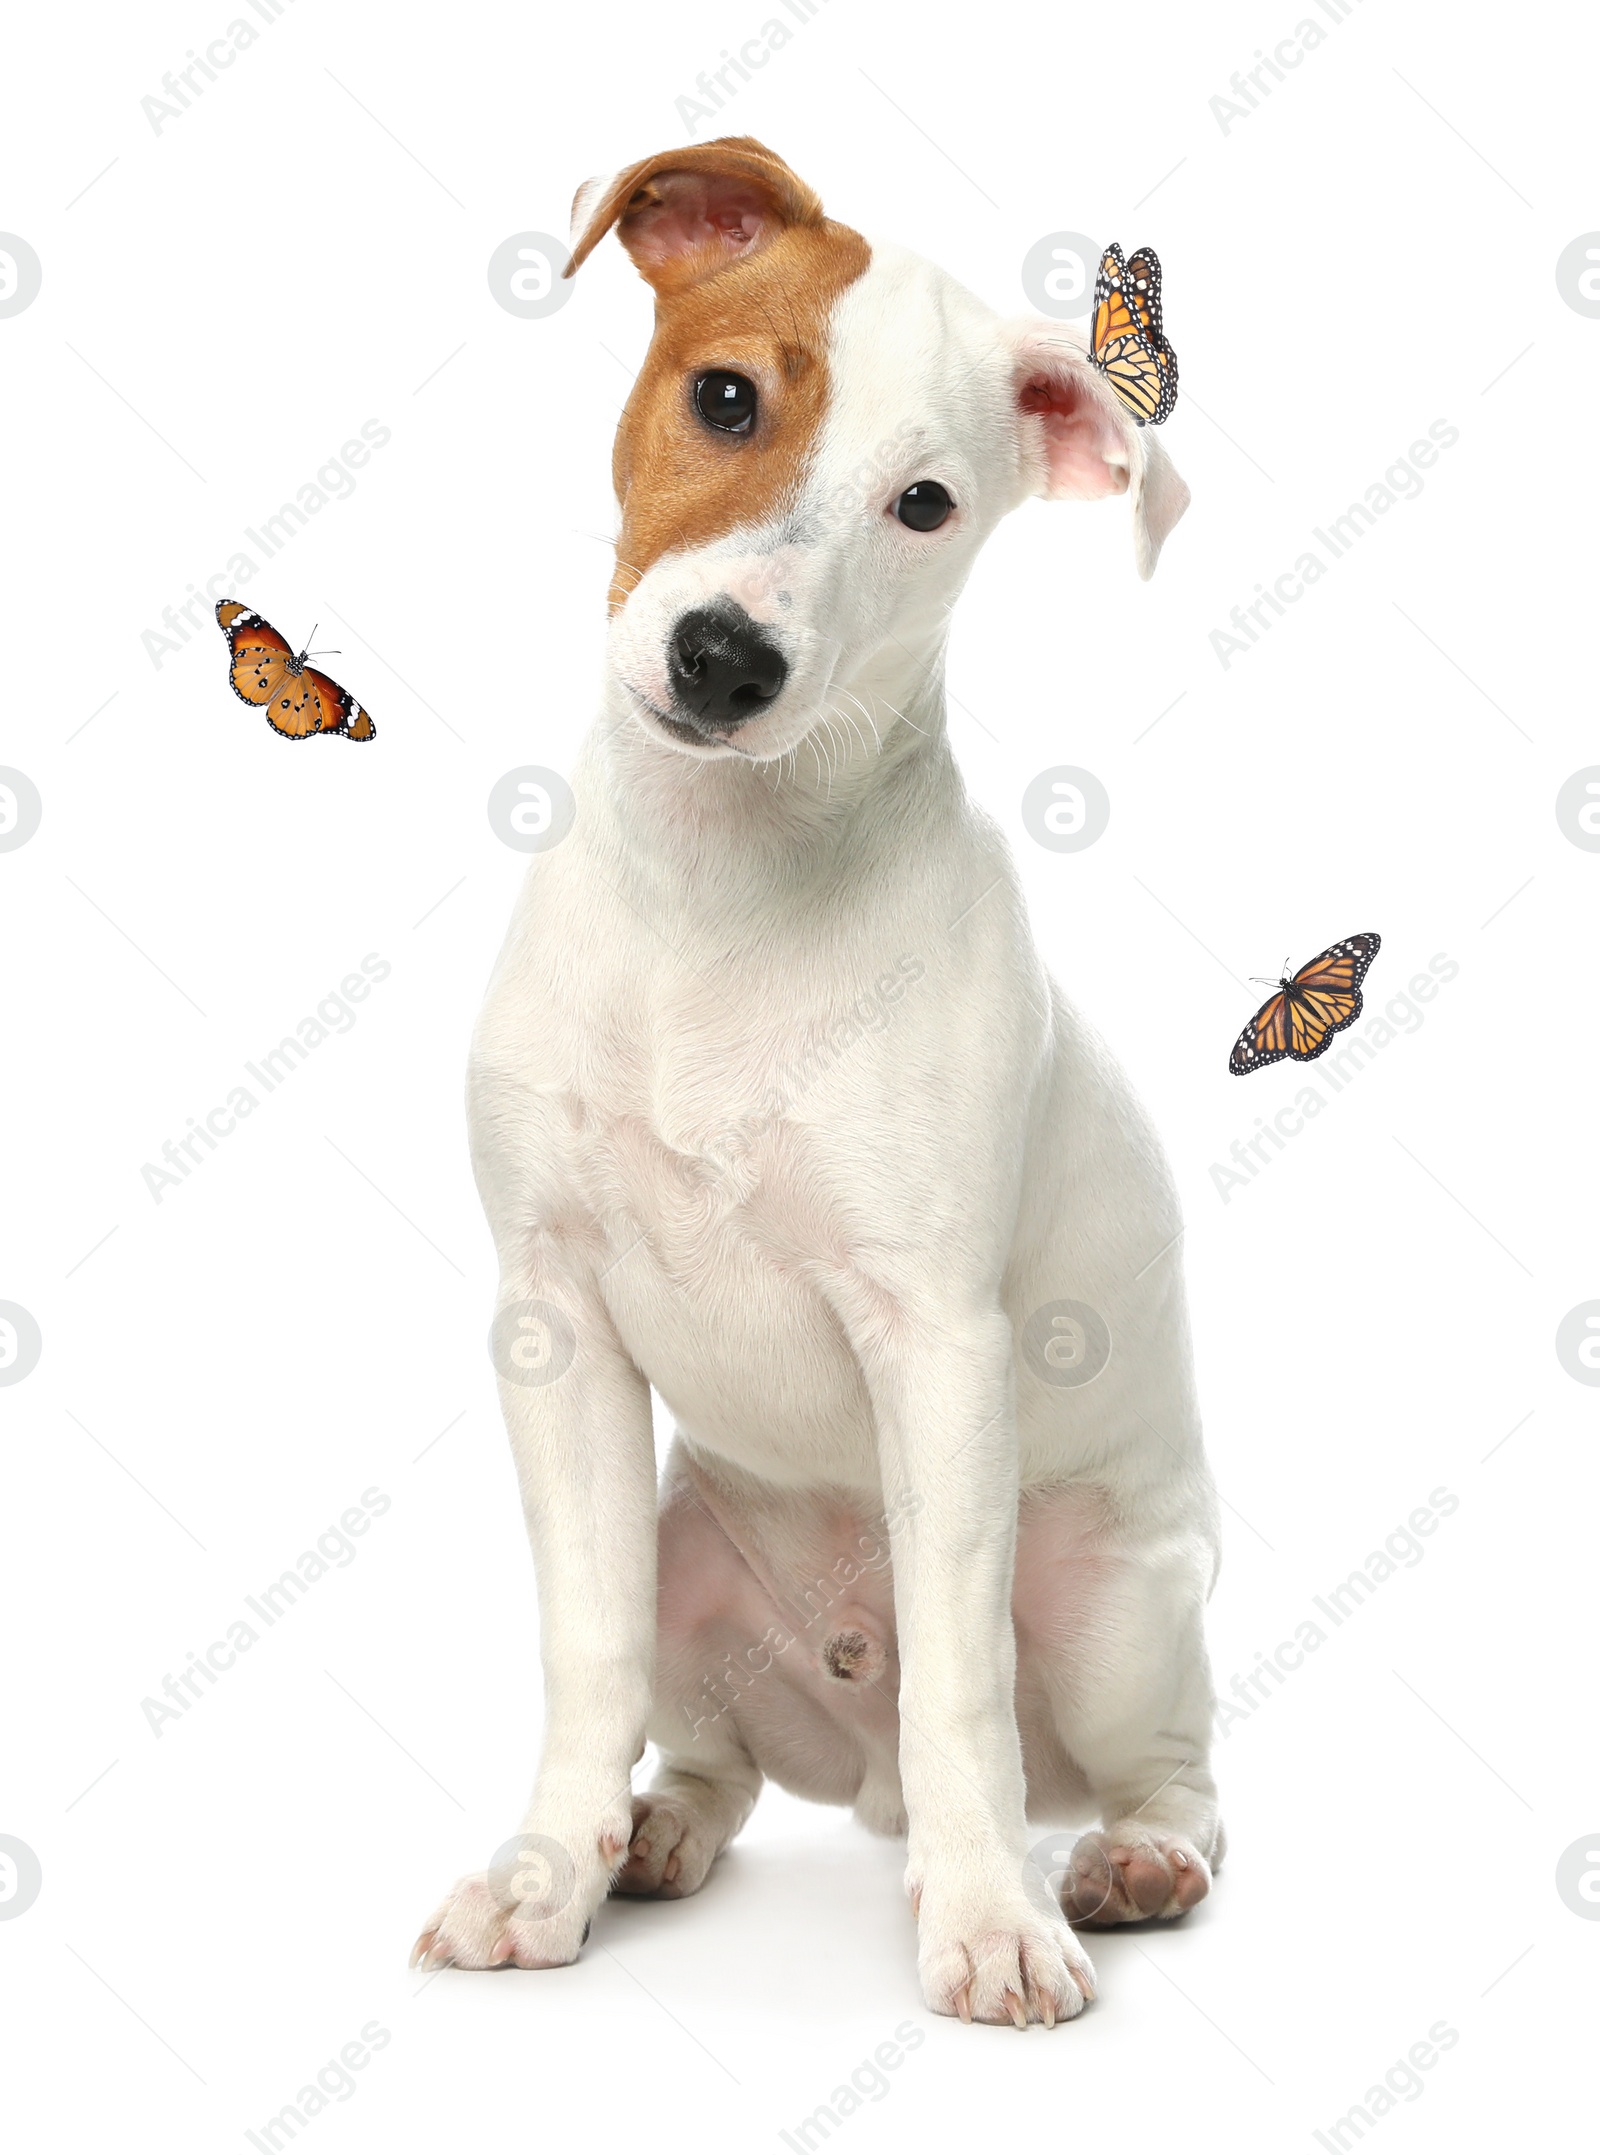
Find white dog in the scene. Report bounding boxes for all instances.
[414,137,1222,2027]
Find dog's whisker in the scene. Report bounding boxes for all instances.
[835,686,884,755]
[828,703,866,762]
[823,717,847,794]
[877,694,930,740]
[832,693,871,754]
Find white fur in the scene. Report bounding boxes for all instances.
[415,241,1222,2025]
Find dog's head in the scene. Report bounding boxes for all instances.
[567,137,1188,763]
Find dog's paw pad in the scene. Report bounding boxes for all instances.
[1060,1828,1212,1926]
[610,1792,719,1900]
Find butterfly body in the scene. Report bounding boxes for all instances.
[216,600,375,741]
[1228,933,1381,1075]
[1090,242,1178,427]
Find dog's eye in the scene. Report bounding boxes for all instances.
[694,371,758,434]
[895,481,953,531]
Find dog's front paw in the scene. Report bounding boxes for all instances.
[1059,1827,1212,1926]
[913,1881,1096,2027]
[411,1814,630,1971]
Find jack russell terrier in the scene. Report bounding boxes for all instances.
[413,137,1221,2027]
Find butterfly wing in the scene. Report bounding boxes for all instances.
[1290,932,1382,995]
[1090,244,1134,359]
[1095,339,1168,425]
[218,601,292,709]
[1149,341,1178,423]
[270,674,335,738]
[217,600,319,738]
[1229,988,1293,1075]
[305,666,376,742]
[1122,248,1165,339]
[1282,932,1381,1060]
[1089,241,1178,426]
[1123,245,1177,422]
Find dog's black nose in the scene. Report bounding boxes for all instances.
[666,603,788,733]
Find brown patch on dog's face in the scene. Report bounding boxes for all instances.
[563,138,869,614]
[608,219,872,611]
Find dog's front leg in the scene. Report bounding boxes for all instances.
[870,1306,1095,2026]
[413,1275,656,1971]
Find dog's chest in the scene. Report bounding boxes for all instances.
[546,988,880,1467]
[565,996,847,1269]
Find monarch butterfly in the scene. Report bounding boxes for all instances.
[216,601,376,742]
[1090,242,1178,427]
[1228,934,1382,1075]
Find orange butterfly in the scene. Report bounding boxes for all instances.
[216,602,375,742]
[1229,934,1381,1075]
[1090,242,1178,427]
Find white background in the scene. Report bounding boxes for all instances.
[3,0,1596,2147]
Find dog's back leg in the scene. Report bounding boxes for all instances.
[612,1755,763,1899]
[1016,1490,1224,1928]
[614,1460,766,1899]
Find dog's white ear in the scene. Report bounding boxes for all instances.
[1005,320,1190,579]
[566,137,824,293]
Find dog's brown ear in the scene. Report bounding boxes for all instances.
[565,137,824,293]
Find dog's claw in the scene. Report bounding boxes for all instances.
[1004,1989,1027,2029]
[954,1984,972,2025]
